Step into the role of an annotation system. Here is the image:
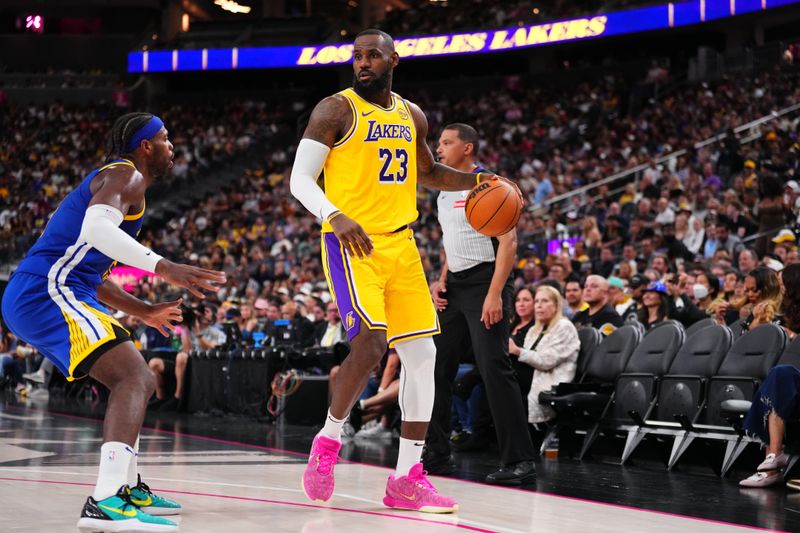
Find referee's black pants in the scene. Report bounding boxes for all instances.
[428,262,534,465]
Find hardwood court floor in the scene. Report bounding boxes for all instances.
[0,394,797,532]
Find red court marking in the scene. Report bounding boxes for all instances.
[0,477,494,533]
[2,405,786,533]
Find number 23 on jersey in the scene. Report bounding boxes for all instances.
[378,148,408,184]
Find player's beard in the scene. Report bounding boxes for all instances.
[353,70,391,101]
[149,157,172,180]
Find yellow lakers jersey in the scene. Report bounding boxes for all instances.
[321,88,418,234]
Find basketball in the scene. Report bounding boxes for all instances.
[464,179,522,237]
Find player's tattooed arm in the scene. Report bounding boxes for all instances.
[302,95,353,147]
[408,102,478,191]
[408,102,524,201]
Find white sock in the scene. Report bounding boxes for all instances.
[127,436,140,487]
[93,441,136,501]
[396,437,424,477]
[320,409,345,441]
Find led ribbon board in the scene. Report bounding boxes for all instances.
[129,0,800,72]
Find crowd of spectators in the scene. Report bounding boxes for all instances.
[378,1,660,37]
[2,58,800,452]
[0,99,286,263]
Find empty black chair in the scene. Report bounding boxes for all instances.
[653,324,732,424]
[728,319,745,339]
[625,319,646,337]
[542,325,641,417]
[778,335,800,368]
[705,324,786,425]
[684,317,715,339]
[720,332,800,424]
[576,327,603,379]
[612,320,685,424]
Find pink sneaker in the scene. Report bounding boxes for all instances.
[383,463,459,513]
[302,435,341,503]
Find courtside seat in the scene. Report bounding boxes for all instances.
[541,325,641,418]
[704,324,786,426]
[576,327,603,379]
[720,334,800,425]
[715,327,793,475]
[684,317,715,339]
[627,324,731,470]
[728,319,745,339]
[651,324,732,427]
[611,320,685,426]
[626,319,646,337]
[572,321,685,460]
[777,335,800,368]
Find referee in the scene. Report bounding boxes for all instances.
[424,123,535,485]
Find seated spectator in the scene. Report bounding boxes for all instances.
[608,276,634,317]
[739,263,800,487]
[563,279,587,320]
[637,281,670,329]
[280,301,315,348]
[237,304,259,342]
[508,285,580,428]
[332,350,400,439]
[149,304,226,411]
[449,357,485,444]
[621,274,647,322]
[509,286,537,410]
[664,273,706,328]
[313,303,346,347]
[572,275,624,335]
[0,330,22,389]
[716,266,782,332]
[693,271,721,314]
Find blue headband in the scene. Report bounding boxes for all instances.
[125,115,164,153]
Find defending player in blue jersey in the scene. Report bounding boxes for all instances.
[1,112,225,532]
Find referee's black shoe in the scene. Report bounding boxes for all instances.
[485,461,537,486]
[421,449,457,476]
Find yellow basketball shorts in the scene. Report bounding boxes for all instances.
[321,228,440,347]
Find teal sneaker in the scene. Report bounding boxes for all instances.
[76,485,178,532]
[130,474,183,516]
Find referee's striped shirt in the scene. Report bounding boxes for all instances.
[437,166,496,273]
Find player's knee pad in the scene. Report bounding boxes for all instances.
[394,337,436,422]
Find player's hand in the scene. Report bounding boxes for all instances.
[479,174,524,205]
[155,259,226,299]
[481,291,503,329]
[141,299,183,337]
[430,279,447,311]
[330,213,373,259]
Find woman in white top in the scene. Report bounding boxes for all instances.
[683,215,705,255]
[508,285,580,424]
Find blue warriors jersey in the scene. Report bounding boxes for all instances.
[15,159,145,289]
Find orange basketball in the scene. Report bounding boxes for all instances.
[465,179,522,237]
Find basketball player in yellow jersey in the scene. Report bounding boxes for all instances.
[290,29,521,512]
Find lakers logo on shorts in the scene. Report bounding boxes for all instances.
[345,311,356,331]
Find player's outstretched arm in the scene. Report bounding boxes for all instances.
[290,96,373,258]
[81,166,226,299]
[408,102,523,199]
[97,280,183,337]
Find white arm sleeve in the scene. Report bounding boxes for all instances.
[289,138,340,220]
[79,204,163,273]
